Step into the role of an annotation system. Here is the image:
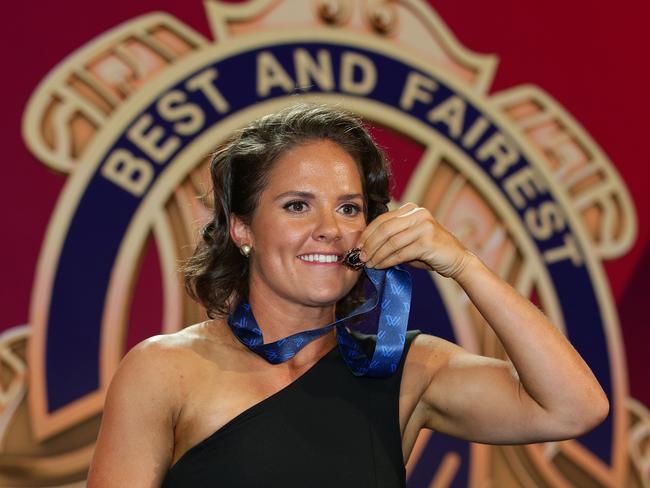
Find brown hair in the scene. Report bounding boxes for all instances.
[183,102,391,319]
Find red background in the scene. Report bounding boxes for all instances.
[4,1,649,407]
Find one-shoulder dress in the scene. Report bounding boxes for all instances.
[162,329,421,488]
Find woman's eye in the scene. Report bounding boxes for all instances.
[339,203,361,216]
[284,201,308,212]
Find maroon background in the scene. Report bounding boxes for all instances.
[4,1,649,408]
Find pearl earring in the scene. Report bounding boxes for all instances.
[239,244,252,257]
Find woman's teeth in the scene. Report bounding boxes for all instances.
[298,254,339,263]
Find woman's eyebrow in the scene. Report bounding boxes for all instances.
[338,193,364,201]
[273,191,315,201]
[273,191,363,201]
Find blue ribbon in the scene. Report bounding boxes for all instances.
[227,266,412,378]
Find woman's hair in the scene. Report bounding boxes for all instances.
[183,102,391,319]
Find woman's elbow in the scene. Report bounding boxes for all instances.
[564,390,610,438]
[586,392,610,431]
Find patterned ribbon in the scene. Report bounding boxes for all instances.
[227,266,412,378]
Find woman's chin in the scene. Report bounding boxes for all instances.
[300,289,348,308]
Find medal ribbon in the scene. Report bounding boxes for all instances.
[227,266,412,378]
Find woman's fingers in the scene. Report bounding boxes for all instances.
[365,228,422,269]
[360,215,414,262]
[359,204,427,263]
[357,202,418,251]
[362,216,426,265]
[397,205,426,218]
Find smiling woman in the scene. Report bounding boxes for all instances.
[184,103,391,321]
[87,102,609,488]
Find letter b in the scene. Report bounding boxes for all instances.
[101,149,154,197]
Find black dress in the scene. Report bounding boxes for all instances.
[162,330,421,488]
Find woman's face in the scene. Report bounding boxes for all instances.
[234,139,366,309]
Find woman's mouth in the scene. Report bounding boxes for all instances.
[297,253,341,264]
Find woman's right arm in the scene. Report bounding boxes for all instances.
[87,337,183,487]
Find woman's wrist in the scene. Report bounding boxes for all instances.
[448,249,482,285]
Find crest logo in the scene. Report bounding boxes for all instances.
[2,0,643,485]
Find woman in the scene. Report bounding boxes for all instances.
[87,103,608,487]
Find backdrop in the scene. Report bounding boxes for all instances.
[2,1,649,486]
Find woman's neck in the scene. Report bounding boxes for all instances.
[246,288,337,344]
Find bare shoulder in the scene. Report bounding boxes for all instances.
[110,321,229,403]
[127,323,210,358]
[405,333,463,371]
[401,333,467,399]
[89,323,225,486]
[120,326,198,375]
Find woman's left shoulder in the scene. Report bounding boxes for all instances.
[401,332,464,395]
[406,332,466,364]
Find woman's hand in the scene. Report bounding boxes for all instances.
[356,202,473,279]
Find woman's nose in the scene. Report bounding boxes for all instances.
[312,210,342,242]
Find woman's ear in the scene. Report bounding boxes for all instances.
[229,214,252,248]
